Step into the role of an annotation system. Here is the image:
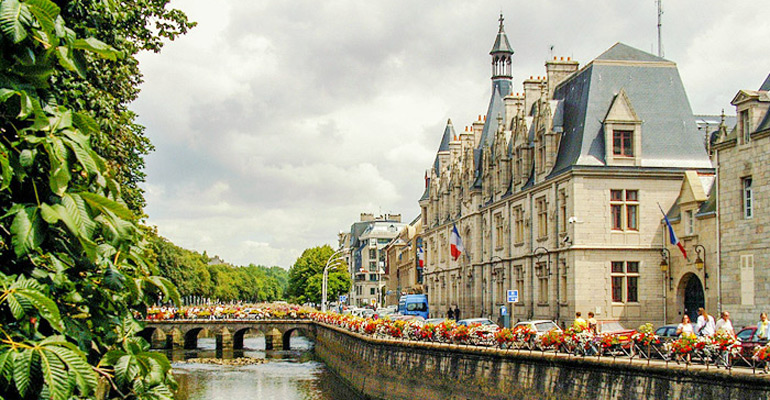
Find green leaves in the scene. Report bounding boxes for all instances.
[10,206,43,257]
[0,273,65,332]
[0,0,31,43]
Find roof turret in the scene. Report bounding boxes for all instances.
[490,14,514,55]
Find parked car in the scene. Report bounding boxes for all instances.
[424,318,447,325]
[736,326,767,362]
[388,314,424,322]
[457,318,499,328]
[654,324,679,343]
[514,320,563,337]
[595,320,636,347]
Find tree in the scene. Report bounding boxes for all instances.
[52,0,196,214]
[0,1,179,398]
[287,245,351,304]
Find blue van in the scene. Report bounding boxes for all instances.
[397,295,429,319]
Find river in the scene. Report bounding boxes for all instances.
[168,336,363,400]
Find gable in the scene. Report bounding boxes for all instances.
[679,171,708,205]
[604,89,641,123]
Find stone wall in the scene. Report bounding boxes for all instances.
[314,323,770,400]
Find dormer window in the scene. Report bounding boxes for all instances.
[613,130,634,157]
[740,110,751,144]
[603,89,642,166]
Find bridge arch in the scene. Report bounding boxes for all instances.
[184,327,205,349]
[232,327,267,350]
[282,326,315,350]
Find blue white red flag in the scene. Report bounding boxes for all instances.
[659,205,687,260]
[450,223,464,261]
[417,245,424,268]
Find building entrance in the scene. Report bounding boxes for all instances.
[683,274,705,323]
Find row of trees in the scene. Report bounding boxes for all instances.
[148,234,288,303]
[0,0,193,398]
[287,245,351,305]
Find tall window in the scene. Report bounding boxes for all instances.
[536,197,548,239]
[494,213,504,249]
[536,262,549,303]
[611,261,639,303]
[684,209,694,235]
[612,130,634,156]
[514,265,524,300]
[610,189,638,231]
[514,206,524,244]
[743,177,753,219]
[741,110,751,144]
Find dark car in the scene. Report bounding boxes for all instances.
[736,326,767,362]
[655,324,679,343]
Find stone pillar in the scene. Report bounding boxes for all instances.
[215,327,232,351]
[265,329,281,351]
[167,328,183,348]
[151,329,167,349]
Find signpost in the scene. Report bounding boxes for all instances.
[339,295,347,303]
[505,290,519,328]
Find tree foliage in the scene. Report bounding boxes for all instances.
[148,233,289,303]
[51,0,196,214]
[287,245,350,305]
[0,0,182,398]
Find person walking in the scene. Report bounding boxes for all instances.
[447,307,454,320]
[587,311,598,334]
[573,312,588,331]
[675,314,694,336]
[454,305,461,321]
[757,313,770,342]
[715,311,735,336]
[695,307,716,336]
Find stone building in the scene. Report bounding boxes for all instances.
[342,213,405,308]
[383,216,423,306]
[418,15,712,327]
[713,74,770,327]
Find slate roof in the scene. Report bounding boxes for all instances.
[549,42,711,176]
[696,182,716,216]
[760,73,770,92]
[433,119,455,176]
[490,15,513,54]
[756,108,770,133]
[473,78,513,188]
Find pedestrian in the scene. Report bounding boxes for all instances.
[587,311,598,334]
[454,305,461,321]
[757,313,769,342]
[447,307,454,320]
[573,312,587,331]
[715,311,735,336]
[695,307,716,336]
[675,314,694,336]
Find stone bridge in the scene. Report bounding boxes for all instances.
[140,320,316,351]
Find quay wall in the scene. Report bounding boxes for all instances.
[313,323,770,400]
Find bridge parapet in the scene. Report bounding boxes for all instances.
[140,320,316,351]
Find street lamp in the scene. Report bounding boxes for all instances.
[660,248,672,291]
[694,244,708,290]
[322,248,346,312]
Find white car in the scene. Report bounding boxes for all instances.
[513,320,563,337]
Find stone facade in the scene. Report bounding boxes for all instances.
[714,81,770,327]
[383,216,423,306]
[418,16,713,328]
[342,213,406,307]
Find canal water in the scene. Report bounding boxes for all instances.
[168,336,363,400]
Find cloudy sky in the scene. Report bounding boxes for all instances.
[132,1,770,268]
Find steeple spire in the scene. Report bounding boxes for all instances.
[490,13,514,80]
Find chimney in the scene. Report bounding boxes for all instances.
[504,91,524,126]
[523,76,543,115]
[545,56,579,99]
[472,115,484,147]
[360,213,374,222]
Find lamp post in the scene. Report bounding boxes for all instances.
[694,244,708,290]
[489,255,503,321]
[322,249,346,312]
[660,248,672,291]
[533,247,550,320]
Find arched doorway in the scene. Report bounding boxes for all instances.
[681,273,704,323]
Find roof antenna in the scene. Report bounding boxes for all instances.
[657,0,664,57]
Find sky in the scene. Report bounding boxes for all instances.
[132,0,770,269]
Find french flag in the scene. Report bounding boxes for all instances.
[659,206,687,260]
[450,223,464,261]
[417,245,424,269]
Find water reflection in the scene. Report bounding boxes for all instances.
[171,335,362,400]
